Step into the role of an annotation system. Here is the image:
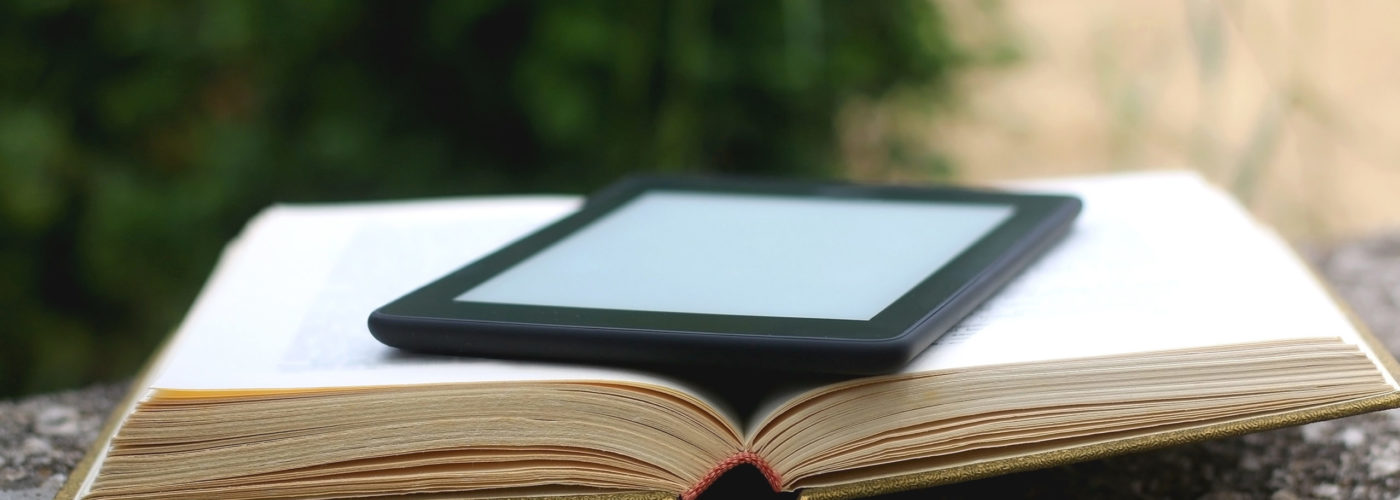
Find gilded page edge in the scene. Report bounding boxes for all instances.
[798,279,1400,500]
[52,332,681,500]
[797,388,1400,500]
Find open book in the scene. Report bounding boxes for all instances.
[61,171,1400,500]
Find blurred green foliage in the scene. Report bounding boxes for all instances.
[1,1,974,397]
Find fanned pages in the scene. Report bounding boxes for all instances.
[64,171,1400,500]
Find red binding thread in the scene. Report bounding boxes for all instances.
[681,451,782,500]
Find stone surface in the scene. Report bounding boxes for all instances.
[4,233,1400,499]
[0,382,125,499]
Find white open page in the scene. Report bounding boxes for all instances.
[149,196,713,392]
[909,170,1379,372]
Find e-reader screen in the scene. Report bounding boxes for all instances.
[455,192,1014,320]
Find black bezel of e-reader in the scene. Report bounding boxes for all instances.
[368,176,1081,375]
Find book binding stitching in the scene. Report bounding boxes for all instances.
[681,451,781,500]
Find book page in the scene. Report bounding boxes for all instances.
[906,171,1377,373]
[147,196,741,425]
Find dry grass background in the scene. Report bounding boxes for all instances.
[844,0,1400,243]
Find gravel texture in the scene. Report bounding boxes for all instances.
[0,383,126,499]
[4,233,1400,499]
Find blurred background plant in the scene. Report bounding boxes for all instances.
[1,1,1010,397]
[11,0,1395,399]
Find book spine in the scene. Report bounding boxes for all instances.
[681,451,782,500]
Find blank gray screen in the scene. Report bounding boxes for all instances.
[455,191,1014,321]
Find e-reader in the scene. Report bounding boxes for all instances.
[368,176,1081,374]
